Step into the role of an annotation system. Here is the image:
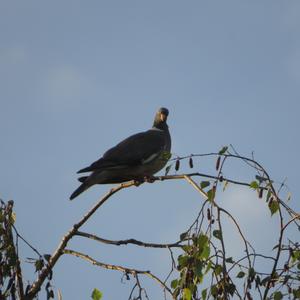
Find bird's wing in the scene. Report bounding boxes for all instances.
[77,129,167,173]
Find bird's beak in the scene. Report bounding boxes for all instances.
[160,113,168,122]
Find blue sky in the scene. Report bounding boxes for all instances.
[1,1,300,299]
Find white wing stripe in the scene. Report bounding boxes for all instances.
[142,152,160,164]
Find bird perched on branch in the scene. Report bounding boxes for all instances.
[70,107,171,200]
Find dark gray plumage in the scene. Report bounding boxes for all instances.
[70,107,171,200]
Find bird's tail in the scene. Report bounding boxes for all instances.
[70,181,90,200]
[78,176,88,183]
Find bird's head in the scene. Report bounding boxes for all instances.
[153,107,169,129]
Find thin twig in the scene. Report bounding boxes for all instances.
[216,208,229,300]
[183,175,208,200]
[63,249,175,300]
[218,207,253,269]
[12,224,43,258]
[25,181,135,299]
[75,231,182,248]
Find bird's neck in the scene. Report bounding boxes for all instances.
[152,121,168,131]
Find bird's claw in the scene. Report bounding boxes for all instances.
[143,175,156,183]
[133,176,155,186]
[133,180,142,186]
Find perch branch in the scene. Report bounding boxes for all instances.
[24,165,299,299]
[158,173,252,190]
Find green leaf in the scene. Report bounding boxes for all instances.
[35,259,44,272]
[197,273,204,284]
[9,211,16,225]
[214,264,223,276]
[183,288,192,300]
[201,288,207,300]
[236,271,246,278]
[197,233,210,259]
[180,231,189,241]
[273,291,283,300]
[197,233,209,248]
[210,285,218,297]
[266,189,272,202]
[213,229,222,241]
[0,211,4,223]
[194,260,203,277]
[201,245,210,260]
[91,288,102,300]
[250,180,259,189]
[180,269,187,288]
[182,245,192,253]
[293,288,300,298]
[207,188,215,202]
[205,261,212,274]
[226,283,236,296]
[292,250,300,262]
[248,267,256,279]
[171,279,178,289]
[200,181,210,189]
[269,200,279,216]
[178,255,189,269]
[164,165,172,176]
[218,146,228,155]
[225,257,234,264]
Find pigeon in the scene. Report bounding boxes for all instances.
[70,107,171,200]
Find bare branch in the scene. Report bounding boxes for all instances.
[25,181,135,299]
[75,231,183,248]
[183,175,208,200]
[63,249,175,300]
[158,173,253,190]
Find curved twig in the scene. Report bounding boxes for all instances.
[75,231,183,248]
[63,249,175,300]
[25,181,135,299]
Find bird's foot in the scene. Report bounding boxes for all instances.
[143,175,156,183]
[133,180,143,186]
[133,176,156,186]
